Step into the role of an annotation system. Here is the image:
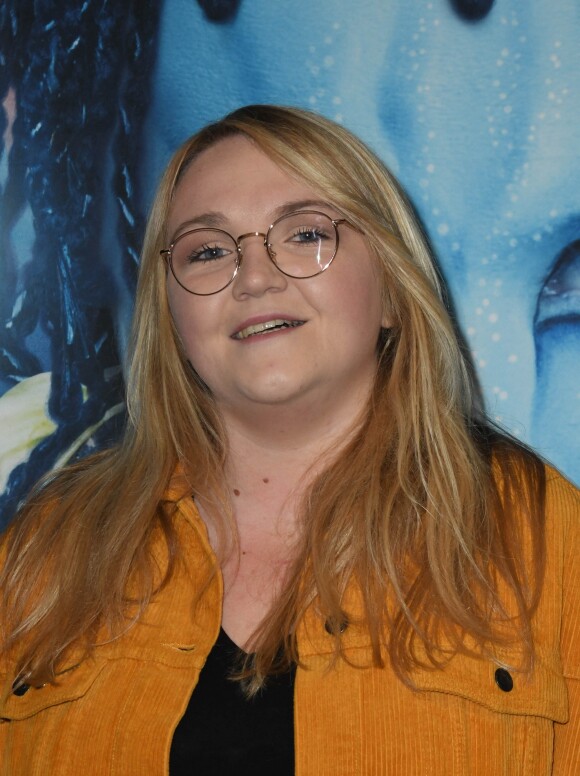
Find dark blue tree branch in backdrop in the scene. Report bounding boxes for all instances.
[0,0,161,529]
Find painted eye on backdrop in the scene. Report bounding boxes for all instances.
[535,238,580,331]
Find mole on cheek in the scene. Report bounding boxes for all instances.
[262,478,269,484]
[233,489,240,496]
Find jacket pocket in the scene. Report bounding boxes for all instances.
[0,658,106,721]
[409,649,568,724]
[296,648,569,776]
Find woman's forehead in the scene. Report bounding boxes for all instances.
[166,136,335,233]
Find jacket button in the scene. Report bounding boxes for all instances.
[12,681,30,697]
[324,617,349,635]
[494,668,514,692]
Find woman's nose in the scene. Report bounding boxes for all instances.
[232,233,288,298]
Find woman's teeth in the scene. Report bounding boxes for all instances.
[234,319,304,340]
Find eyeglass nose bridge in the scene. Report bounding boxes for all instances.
[234,230,274,261]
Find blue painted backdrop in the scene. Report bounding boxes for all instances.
[1,0,578,529]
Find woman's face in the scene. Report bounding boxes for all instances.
[165,135,389,421]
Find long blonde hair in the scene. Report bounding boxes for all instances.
[1,105,545,692]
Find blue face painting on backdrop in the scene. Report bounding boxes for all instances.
[0,0,578,529]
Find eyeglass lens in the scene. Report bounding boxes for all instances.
[169,210,338,295]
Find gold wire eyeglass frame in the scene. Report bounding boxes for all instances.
[160,209,349,296]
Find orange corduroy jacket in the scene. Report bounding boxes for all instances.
[1,466,579,774]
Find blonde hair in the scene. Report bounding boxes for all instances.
[1,105,545,692]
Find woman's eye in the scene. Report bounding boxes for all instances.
[186,244,230,263]
[291,227,330,244]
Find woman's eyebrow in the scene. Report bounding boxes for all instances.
[271,199,338,219]
[171,199,339,239]
[172,211,227,235]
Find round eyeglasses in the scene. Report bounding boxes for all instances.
[160,210,349,296]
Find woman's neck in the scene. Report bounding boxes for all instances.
[197,392,371,649]
[221,394,366,522]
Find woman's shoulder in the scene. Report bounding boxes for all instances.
[491,439,579,531]
[533,464,579,678]
[544,463,580,523]
[536,462,580,567]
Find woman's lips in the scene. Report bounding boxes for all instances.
[232,319,306,340]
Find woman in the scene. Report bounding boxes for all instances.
[1,105,578,774]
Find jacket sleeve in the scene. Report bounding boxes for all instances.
[551,468,580,771]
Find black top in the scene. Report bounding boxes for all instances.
[170,628,296,775]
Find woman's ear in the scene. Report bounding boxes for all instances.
[381,295,396,329]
